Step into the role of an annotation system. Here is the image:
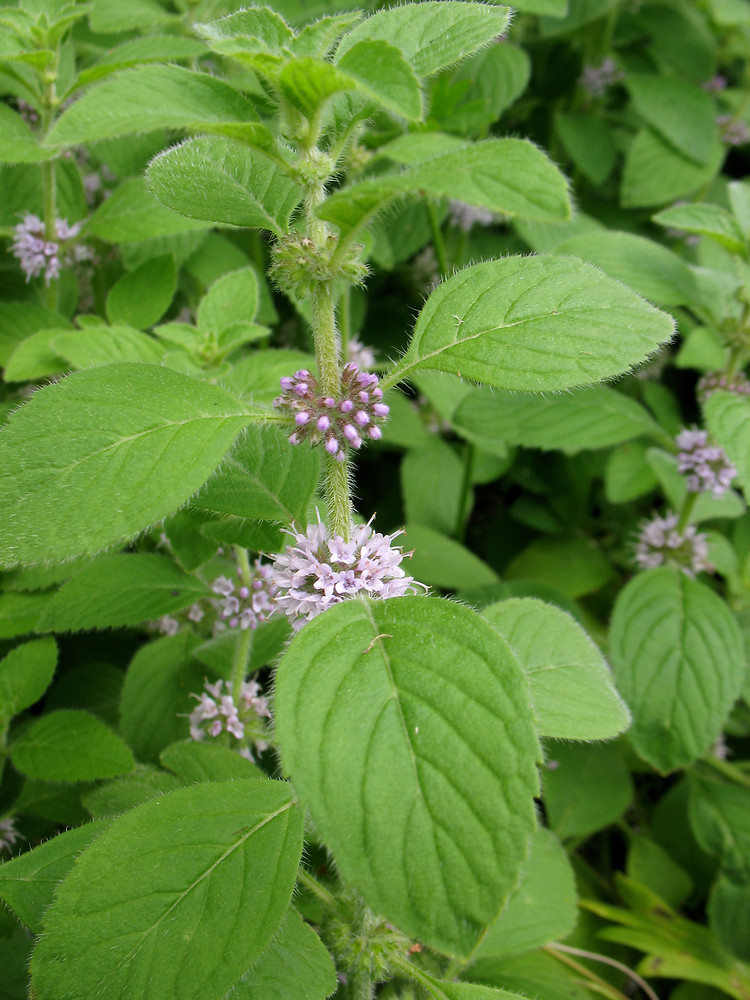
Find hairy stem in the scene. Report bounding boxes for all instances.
[296,867,339,909]
[230,627,253,704]
[41,58,59,312]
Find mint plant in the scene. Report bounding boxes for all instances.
[0,1,749,999]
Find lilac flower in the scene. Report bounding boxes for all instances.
[717,114,750,146]
[153,615,180,636]
[347,336,377,371]
[447,201,495,232]
[697,370,750,402]
[270,517,425,631]
[274,364,389,460]
[10,213,89,284]
[0,817,21,853]
[634,511,711,575]
[149,602,205,636]
[703,74,728,92]
[579,58,622,97]
[211,560,277,631]
[189,677,271,760]
[676,427,736,496]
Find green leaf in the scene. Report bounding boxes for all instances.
[227,908,337,1000]
[198,266,259,332]
[381,256,675,393]
[401,523,500,590]
[3,328,69,383]
[504,536,612,598]
[690,776,750,884]
[195,7,294,49]
[37,553,212,633]
[610,568,745,772]
[0,637,57,723]
[51,325,168,369]
[337,40,424,120]
[0,592,51,639]
[551,230,700,308]
[416,977,529,999]
[402,439,470,535]
[709,877,750,961]
[335,2,511,78]
[474,827,577,960]
[645,448,745,523]
[274,595,540,956]
[106,254,176,329]
[147,137,302,235]
[89,0,174,32]
[0,364,253,567]
[622,128,724,209]
[431,43,530,135]
[82,769,185,819]
[0,820,110,934]
[74,36,206,89]
[31,781,303,1000]
[119,632,206,764]
[453,385,662,455]
[705,392,750,497]
[653,203,747,256]
[605,442,659,503]
[11,709,135,782]
[45,65,258,146]
[319,139,571,240]
[0,103,56,163]
[0,301,73,368]
[482,597,630,741]
[543,741,633,840]
[627,837,693,909]
[85,177,210,243]
[192,424,320,523]
[626,74,718,165]
[160,741,264,784]
[554,112,616,186]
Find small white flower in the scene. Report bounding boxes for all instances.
[10,213,88,285]
[0,817,21,853]
[676,427,736,497]
[188,677,270,759]
[634,512,711,575]
[210,561,277,632]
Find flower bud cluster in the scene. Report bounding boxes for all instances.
[448,200,495,232]
[0,817,21,854]
[634,511,710,575]
[717,114,750,146]
[697,370,750,402]
[269,233,367,298]
[270,517,423,631]
[188,678,271,760]
[211,561,277,631]
[274,364,389,460]
[676,428,736,496]
[579,57,622,97]
[10,214,89,284]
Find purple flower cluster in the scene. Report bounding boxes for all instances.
[448,200,495,232]
[189,678,271,760]
[212,560,277,631]
[0,817,21,854]
[270,517,423,631]
[717,114,750,146]
[579,57,622,97]
[347,336,377,371]
[676,428,736,496]
[634,512,710,575]
[703,74,728,92]
[274,364,389,460]
[697,370,750,402]
[10,214,88,284]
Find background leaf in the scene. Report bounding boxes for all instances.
[0,637,57,723]
[11,710,135,782]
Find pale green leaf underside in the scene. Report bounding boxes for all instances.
[609,567,745,772]
[45,65,258,146]
[335,1,511,78]
[482,597,630,740]
[382,256,675,392]
[453,385,663,455]
[318,139,571,240]
[275,595,540,957]
[0,364,254,567]
[31,781,303,1000]
[37,553,212,633]
[146,136,302,235]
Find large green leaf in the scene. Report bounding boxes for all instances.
[31,781,303,1000]
[705,392,750,495]
[381,256,675,393]
[0,364,254,567]
[11,710,135,783]
[0,637,57,724]
[51,325,168,370]
[147,136,302,235]
[106,254,176,329]
[625,74,718,164]
[0,821,111,934]
[334,2,511,78]
[319,139,571,240]
[197,267,259,332]
[609,568,745,772]
[542,741,633,840]
[482,598,630,740]
[274,595,540,956]
[192,423,320,522]
[474,827,577,961]
[37,554,212,633]
[45,65,258,146]
[622,128,724,208]
[653,203,747,256]
[453,385,663,454]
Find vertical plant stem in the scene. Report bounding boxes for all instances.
[325,452,353,542]
[675,492,698,533]
[340,284,352,363]
[454,443,475,542]
[41,59,59,312]
[699,753,750,789]
[230,627,253,704]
